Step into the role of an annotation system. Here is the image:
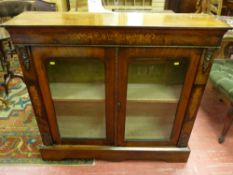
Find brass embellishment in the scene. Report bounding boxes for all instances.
[224,42,233,58]
[202,48,216,73]
[18,46,30,71]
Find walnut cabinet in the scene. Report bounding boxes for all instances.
[3,12,230,162]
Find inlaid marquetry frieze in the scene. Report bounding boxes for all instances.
[10,28,222,47]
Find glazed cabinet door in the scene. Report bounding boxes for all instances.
[117,48,201,146]
[31,47,115,145]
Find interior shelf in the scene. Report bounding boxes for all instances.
[127,83,182,102]
[125,102,177,140]
[57,114,106,139]
[54,101,106,139]
[54,100,177,140]
[125,115,173,140]
[49,83,182,103]
[49,83,105,100]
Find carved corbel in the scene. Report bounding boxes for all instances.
[202,48,216,73]
[17,46,31,71]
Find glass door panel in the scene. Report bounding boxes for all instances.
[125,59,188,141]
[45,58,106,139]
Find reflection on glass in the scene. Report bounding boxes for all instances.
[45,58,105,139]
[125,59,188,141]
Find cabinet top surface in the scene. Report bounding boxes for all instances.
[2,12,230,29]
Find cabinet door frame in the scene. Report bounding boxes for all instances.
[117,47,201,146]
[31,46,116,145]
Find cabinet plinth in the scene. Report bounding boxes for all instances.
[2,12,230,162]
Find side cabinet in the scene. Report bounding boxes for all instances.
[3,12,230,162]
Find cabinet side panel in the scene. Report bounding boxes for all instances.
[177,85,205,147]
[177,48,215,147]
[16,46,53,145]
[170,49,201,143]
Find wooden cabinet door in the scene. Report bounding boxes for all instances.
[117,48,201,146]
[31,46,116,145]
